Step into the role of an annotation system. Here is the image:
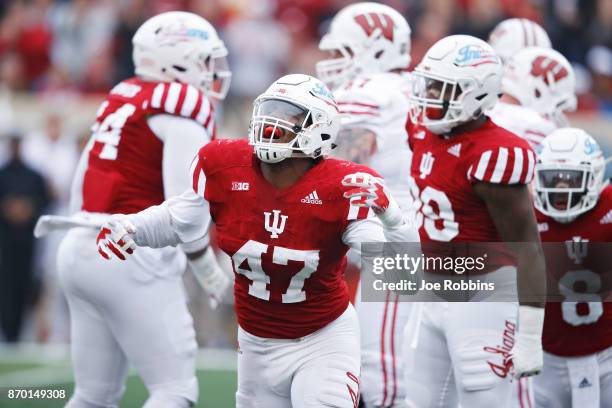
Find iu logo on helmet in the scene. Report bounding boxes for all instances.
[353,13,394,41]
[531,55,569,84]
[264,210,288,239]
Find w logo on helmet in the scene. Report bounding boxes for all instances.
[354,13,394,41]
[531,56,569,84]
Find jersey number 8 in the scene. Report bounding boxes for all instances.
[558,269,603,326]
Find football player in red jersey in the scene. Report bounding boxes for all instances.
[532,128,612,407]
[38,12,231,408]
[96,73,418,408]
[403,35,546,407]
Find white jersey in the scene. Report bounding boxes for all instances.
[488,101,557,149]
[334,72,413,210]
[334,72,413,407]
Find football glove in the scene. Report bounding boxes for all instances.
[342,172,404,228]
[512,305,545,378]
[187,246,231,309]
[97,215,137,261]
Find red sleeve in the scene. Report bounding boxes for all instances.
[189,149,206,197]
[148,82,215,134]
[190,140,224,198]
[191,139,252,200]
[467,144,536,185]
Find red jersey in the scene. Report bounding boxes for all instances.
[537,185,612,356]
[407,119,535,270]
[81,77,215,214]
[193,139,376,339]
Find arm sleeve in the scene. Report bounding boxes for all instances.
[147,114,211,198]
[335,85,384,131]
[342,218,420,252]
[148,114,212,252]
[130,188,210,251]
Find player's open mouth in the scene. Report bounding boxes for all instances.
[425,106,446,120]
[551,193,569,210]
[263,125,284,140]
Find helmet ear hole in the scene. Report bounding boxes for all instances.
[375,50,384,59]
[535,89,541,98]
[172,65,187,72]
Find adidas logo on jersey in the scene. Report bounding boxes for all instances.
[301,191,322,205]
[600,209,612,224]
[447,143,461,158]
[579,377,592,388]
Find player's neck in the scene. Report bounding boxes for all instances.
[499,94,520,105]
[446,115,488,136]
[260,158,317,189]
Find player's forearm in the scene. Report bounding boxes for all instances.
[382,218,420,243]
[475,183,546,307]
[516,241,546,308]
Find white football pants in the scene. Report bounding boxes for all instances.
[58,227,198,408]
[534,346,612,408]
[356,285,411,408]
[236,304,361,408]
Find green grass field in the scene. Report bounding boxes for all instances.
[0,346,237,408]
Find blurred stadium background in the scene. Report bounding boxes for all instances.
[0,0,610,407]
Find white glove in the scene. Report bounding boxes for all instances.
[342,172,404,228]
[188,246,231,309]
[512,305,545,378]
[97,215,137,261]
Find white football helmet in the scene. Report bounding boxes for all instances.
[503,47,576,126]
[249,74,340,164]
[409,35,502,134]
[132,11,231,99]
[534,128,610,223]
[488,18,551,63]
[316,2,411,90]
